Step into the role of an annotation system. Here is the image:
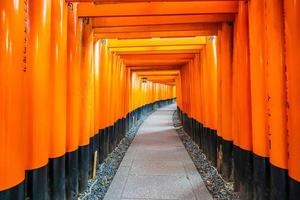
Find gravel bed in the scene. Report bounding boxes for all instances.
[172,110,239,200]
[78,113,150,200]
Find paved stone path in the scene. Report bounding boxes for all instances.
[104,104,213,200]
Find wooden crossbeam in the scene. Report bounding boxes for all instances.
[121,54,195,60]
[128,66,181,70]
[109,45,203,53]
[107,37,206,48]
[92,14,235,28]
[94,30,217,39]
[69,0,241,2]
[94,23,220,34]
[124,59,190,66]
[116,49,201,54]
[77,1,239,17]
[136,70,180,76]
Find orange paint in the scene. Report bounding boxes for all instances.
[77,2,238,17]
[25,0,52,169]
[248,0,268,157]
[233,1,252,151]
[94,40,101,132]
[219,23,233,141]
[66,3,82,152]
[0,0,25,190]
[205,37,218,130]
[92,14,235,28]
[79,21,94,146]
[265,0,288,170]
[49,0,68,158]
[284,0,300,181]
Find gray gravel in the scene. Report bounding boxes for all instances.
[78,113,151,200]
[172,110,239,200]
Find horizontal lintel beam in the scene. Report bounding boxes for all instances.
[94,23,220,34]
[107,37,206,48]
[78,1,239,17]
[92,14,235,27]
[94,30,217,39]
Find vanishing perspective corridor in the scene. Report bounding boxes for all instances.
[1,0,300,200]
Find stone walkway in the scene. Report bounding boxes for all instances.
[104,104,213,200]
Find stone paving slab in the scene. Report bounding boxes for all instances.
[104,104,213,200]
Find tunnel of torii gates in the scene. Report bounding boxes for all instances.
[0,0,299,200]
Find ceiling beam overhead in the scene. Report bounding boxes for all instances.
[92,14,235,28]
[120,54,196,60]
[107,37,206,48]
[143,75,177,78]
[125,61,189,66]
[77,1,239,17]
[109,45,203,53]
[148,79,176,85]
[115,49,201,54]
[69,0,241,3]
[124,59,190,66]
[128,65,181,70]
[94,23,220,34]
[138,75,179,80]
[135,70,180,76]
[94,30,217,39]
[145,77,178,82]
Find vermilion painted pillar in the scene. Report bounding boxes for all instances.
[248,0,270,199]
[25,0,52,199]
[78,21,93,193]
[284,1,300,199]
[66,3,82,199]
[219,22,233,181]
[233,2,253,199]
[0,1,26,199]
[265,0,289,199]
[94,40,101,164]
[49,0,67,199]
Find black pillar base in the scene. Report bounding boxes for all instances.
[48,155,66,200]
[216,135,222,172]
[210,129,217,167]
[88,137,94,178]
[104,127,109,159]
[203,127,209,157]
[112,123,116,150]
[221,139,233,181]
[66,150,78,200]
[0,181,25,200]
[238,148,254,200]
[78,145,89,193]
[233,145,240,191]
[195,122,200,146]
[289,177,300,200]
[25,165,48,200]
[198,122,203,148]
[270,165,288,200]
[99,129,105,164]
[108,126,113,154]
[200,123,204,150]
[253,154,270,200]
[94,133,100,165]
